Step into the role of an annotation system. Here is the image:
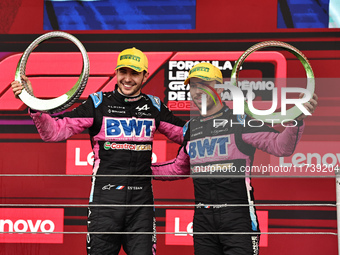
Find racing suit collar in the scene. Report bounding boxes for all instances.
[199,103,229,122]
[113,86,143,103]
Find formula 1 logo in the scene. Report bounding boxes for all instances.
[0,52,172,111]
[0,51,285,113]
[188,135,230,159]
[105,117,155,139]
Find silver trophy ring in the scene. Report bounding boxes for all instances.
[15,31,90,114]
[230,41,315,123]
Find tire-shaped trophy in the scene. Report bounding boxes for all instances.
[15,31,90,114]
[230,41,315,123]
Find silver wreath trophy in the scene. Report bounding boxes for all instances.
[15,31,90,114]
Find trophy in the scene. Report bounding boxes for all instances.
[231,41,315,123]
[15,31,90,114]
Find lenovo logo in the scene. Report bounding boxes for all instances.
[0,208,64,243]
[66,140,167,175]
[271,141,340,176]
[165,209,268,247]
[0,219,55,233]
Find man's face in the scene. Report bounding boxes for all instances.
[189,77,221,112]
[116,67,149,97]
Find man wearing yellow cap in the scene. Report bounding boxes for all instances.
[115,47,149,97]
[153,62,318,254]
[11,47,186,255]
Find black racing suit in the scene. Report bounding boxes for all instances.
[30,88,185,255]
[153,105,304,255]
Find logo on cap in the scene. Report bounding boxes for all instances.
[189,66,209,74]
[115,47,148,72]
[184,62,222,85]
[120,54,141,62]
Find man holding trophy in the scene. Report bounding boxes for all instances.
[11,46,186,255]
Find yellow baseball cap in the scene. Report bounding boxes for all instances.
[184,62,223,85]
[115,47,148,72]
